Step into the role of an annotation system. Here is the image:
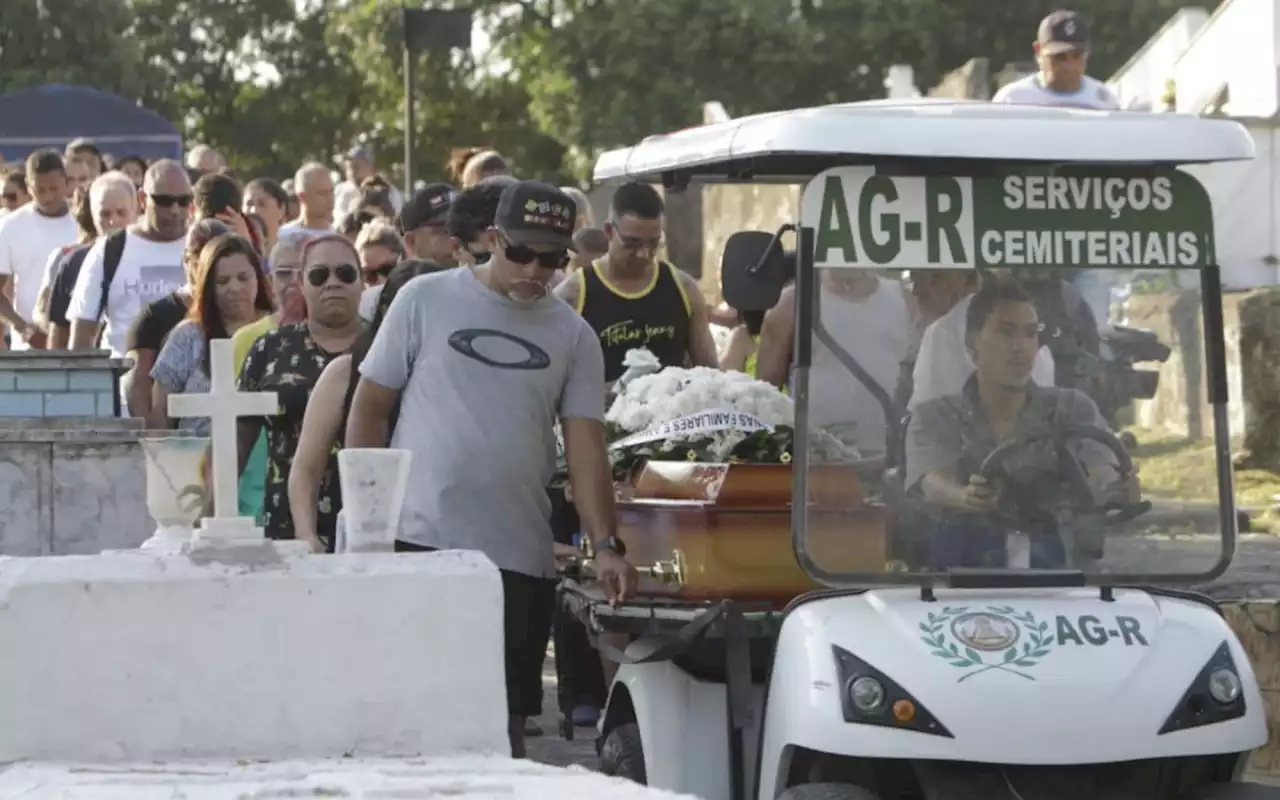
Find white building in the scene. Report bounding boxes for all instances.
[1109,0,1280,288]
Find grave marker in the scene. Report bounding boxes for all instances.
[167,337,278,541]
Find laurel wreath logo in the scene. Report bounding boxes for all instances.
[918,605,1055,682]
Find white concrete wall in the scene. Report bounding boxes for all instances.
[1175,0,1280,115]
[1107,8,1210,110]
[0,547,509,763]
[0,421,151,556]
[1183,125,1280,288]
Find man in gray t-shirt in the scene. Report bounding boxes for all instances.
[347,180,636,758]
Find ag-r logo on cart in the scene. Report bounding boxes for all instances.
[919,606,1149,682]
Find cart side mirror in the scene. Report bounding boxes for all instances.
[721,230,787,312]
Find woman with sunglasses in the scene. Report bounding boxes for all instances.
[354,219,405,321]
[237,233,364,548]
[148,234,274,432]
[289,258,437,553]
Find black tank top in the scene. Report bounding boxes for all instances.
[578,260,692,382]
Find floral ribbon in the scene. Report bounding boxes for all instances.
[609,408,774,450]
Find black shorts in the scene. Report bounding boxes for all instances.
[395,540,557,718]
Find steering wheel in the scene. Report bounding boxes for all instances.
[977,423,1151,559]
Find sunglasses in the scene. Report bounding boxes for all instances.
[151,193,193,209]
[307,263,360,287]
[498,233,569,270]
[1,193,16,202]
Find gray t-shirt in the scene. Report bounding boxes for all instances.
[358,267,605,577]
[150,320,211,436]
[905,377,1114,492]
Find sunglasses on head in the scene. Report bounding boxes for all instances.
[498,232,569,270]
[306,263,360,287]
[151,193,193,209]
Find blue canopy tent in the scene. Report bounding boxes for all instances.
[0,84,182,165]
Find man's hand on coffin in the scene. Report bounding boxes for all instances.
[595,548,638,605]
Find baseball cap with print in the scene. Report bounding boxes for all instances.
[1037,10,1090,55]
[397,182,457,232]
[494,180,576,250]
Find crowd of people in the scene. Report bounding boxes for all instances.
[0,6,1135,761]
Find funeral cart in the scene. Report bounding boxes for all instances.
[562,100,1275,800]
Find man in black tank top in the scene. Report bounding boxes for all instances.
[554,181,719,382]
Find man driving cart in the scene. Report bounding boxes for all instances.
[906,277,1141,570]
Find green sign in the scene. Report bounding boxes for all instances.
[919,605,1149,682]
[802,166,1216,269]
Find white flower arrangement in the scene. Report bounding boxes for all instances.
[603,348,858,469]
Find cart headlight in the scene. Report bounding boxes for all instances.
[1208,668,1242,705]
[848,676,886,714]
[1159,641,1247,735]
[832,645,952,738]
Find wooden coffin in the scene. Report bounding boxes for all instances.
[616,461,888,606]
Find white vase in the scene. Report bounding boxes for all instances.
[336,448,412,554]
[139,436,210,550]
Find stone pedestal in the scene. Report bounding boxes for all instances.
[0,548,508,763]
[0,350,128,418]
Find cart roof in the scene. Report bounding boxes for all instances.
[592,99,1256,184]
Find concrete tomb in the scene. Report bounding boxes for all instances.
[0,338,679,797]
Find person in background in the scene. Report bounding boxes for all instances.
[233,230,311,523]
[333,146,402,225]
[555,180,719,382]
[115,156,148,189]
[114,218,230,418]
[560,187,595,229]
[719,310,767,377]
[149,234,274,431]
[290,259,436,552]
[397,183,457,265]
[346,180,635,758]
[64,158,91,195]
[64,138,105,183]
[355,220,406,321]
[280,163,335,238]
[236,233,364,546]
[186,145,225,176]
[358,178,397,220]
[244,178,289,255]
[449,147,511,189]
[193,172,261,253]
[993,9,1121,323]
[0,150,78,350]
[41,173,138,348]
[337,209,369,244]
[1,169,30,214]
[33,187,96,344]
[282,180,301,223]
[445,175,516,267]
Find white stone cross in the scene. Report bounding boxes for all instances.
[168,337,279,538]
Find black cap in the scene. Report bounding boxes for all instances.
[1038,10,1090,54]
[495,180,576,249]
[397,182,456,232]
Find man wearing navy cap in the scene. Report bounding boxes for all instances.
[347,180,636,758]
[397,182,457,265]
[993,10,1119,110]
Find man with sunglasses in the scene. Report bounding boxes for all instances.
[397,182,457,265]
[68,161,192,409]
[554,180,719,383]
[348,180,637,759]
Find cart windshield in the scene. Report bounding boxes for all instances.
[794,165,1234,586]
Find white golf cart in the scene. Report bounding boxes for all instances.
[564,100,1276,800]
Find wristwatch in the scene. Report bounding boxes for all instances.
[594,536,627,558]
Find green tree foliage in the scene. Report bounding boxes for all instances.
[0,0,1226,184]
[0,0,146,97]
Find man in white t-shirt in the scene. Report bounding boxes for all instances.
[0,150,78,350]
[68,160,190,367]
[279,162,336,238]
[993,11,1119,111]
